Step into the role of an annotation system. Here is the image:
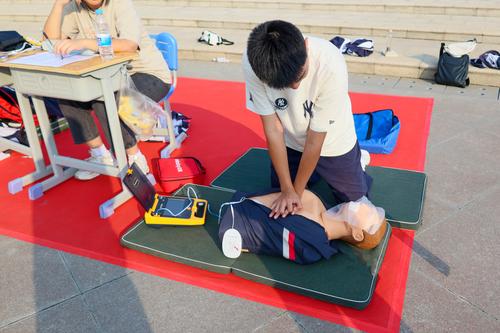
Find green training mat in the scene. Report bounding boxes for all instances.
[121,184,392,309]
[211,148,427,230]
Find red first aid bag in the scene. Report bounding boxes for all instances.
[152,157,206,193]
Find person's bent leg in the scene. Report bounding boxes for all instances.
[130,72,170,102]
[126,73,170,173]
[58,99,114,180]
[92,99,147,171]
[58,99,97,145]
[315,141,372,203]
[94,73,170,175]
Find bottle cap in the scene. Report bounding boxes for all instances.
[95,9,103,15]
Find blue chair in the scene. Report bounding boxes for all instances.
[150,32,186,158]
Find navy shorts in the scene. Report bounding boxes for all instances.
[218,191,338,264]
[271,141,372,203]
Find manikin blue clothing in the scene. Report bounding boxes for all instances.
[218,191,339,264]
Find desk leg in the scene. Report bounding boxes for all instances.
[5,93,52,194]
[98,77,132,219]
[27,97,76,200]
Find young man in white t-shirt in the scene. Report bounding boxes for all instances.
[243,20,372,219]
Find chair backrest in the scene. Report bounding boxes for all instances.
[152,32,178,71]
[150,32,178,99]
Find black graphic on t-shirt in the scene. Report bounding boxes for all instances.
[303,100,314,119]
[249,92,254,103]
[274,98,288,110]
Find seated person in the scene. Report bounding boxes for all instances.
[43,0,171,179]
[218,189,387,264]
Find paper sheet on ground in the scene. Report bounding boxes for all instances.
[8,52,96,67]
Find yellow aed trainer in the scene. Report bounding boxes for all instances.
[123,162,207,226]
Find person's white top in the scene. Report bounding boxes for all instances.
[243,36,356,157]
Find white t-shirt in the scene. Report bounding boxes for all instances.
[243,36,356,157]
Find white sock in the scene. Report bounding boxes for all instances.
[91,144,109,157]
[128,150,144,161]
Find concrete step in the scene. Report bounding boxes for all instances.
[2,0,500,17]
[2,4,500,43]
[137,0,500,17]
[4,22,499,87]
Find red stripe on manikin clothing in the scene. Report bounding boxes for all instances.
[288,230,296,261]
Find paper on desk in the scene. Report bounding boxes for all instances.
[8,52,96,67]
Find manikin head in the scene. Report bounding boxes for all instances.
[247,20,309,90]
[321,198,387,250]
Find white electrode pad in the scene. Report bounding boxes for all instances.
[222,228,242,259]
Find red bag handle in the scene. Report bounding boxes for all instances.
[184,156,206,174]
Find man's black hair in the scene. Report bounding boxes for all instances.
[247,20,307,89]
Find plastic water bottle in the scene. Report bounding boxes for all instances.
[95,9,114,60]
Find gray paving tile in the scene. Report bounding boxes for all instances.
[348,84,397,95]
[432,94,500,120]
[60,251,130,293]
[412,209,500,319]
[417,191,458,235]
[0,296,98,333]
[394,78,447,94]
[444,85,499,100]
[0,241,79,327]
[83,272,282,333]
[291,312,365,333]
[348,74,400,89]
[425,111,467,149]
[179,59,244,82]
[402,267,500,333]
[0,235,16,249]
[254,313,304,333]
[482,116,500,140]
[463,184,500,223]
[425,129,500,207]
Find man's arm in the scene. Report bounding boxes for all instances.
[293,129,327,196]
[261,113,293,191]
[44,0,73,39]
[53,38,138,55]
[261,114,303,218]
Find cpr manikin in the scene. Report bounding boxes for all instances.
[218,189,388,263]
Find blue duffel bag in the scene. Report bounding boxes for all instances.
[353,109,400,154]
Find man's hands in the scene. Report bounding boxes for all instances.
[53,39,87,56]
[269,188,303,219]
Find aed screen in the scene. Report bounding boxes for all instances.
[157,197,192,218]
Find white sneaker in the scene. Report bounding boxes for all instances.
[360,149,370,171]
[75,149,115,180]
[128,152,150,175]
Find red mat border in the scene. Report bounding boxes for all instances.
[0,77,433,333]
[0,227,413,333]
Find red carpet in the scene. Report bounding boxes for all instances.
[0,78,433,333]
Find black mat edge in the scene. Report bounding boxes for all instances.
[211,147,427,230]
[120,219,233,274]
[231,224,392,309]
[120,183,393,308]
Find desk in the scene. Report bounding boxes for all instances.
[0,52,138,218]
[0,66,53,194]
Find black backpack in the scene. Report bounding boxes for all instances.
[435,42,470,88]
[0,31,26,52]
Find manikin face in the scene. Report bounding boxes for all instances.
[320,203,386,250]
